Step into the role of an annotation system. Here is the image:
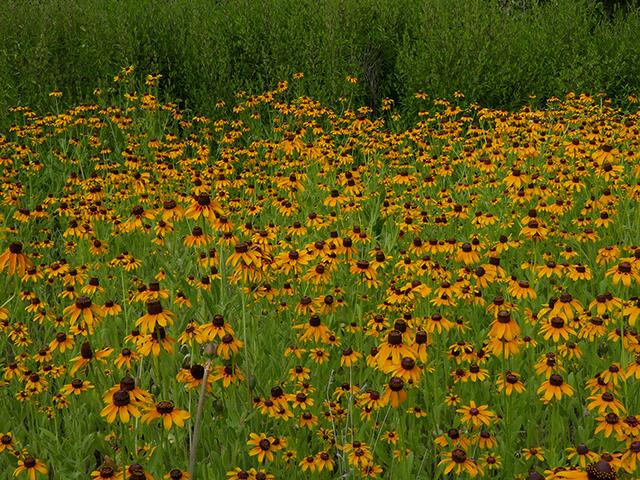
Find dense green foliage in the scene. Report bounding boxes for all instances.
[1,0,640,119]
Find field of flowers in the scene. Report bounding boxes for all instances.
[0,70,639,480]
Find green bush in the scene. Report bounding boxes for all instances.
[1,0,639,121]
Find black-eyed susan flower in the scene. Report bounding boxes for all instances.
[199,314,234,341]
[314,451,335,472]
[606,261,639,287]
[382,377,407,408]
[163,469,190,480]
[211,364,245,387]
[340,347,362,367]
[457,401,495,428]
[0,242,32,276]
[13,455,48,479]
[0,432,14,452]
[522,447,545,462]
[488,310,520,341]
[90,466,120,479]
[141,401,190,429]
[247,433,276,463]
[386,356,423,384]
[566,444,599,468]
[217,333,244,359]
[49,332,74,353]
[136,301,174,333]
[138,327,175,357]
[540,316,576,342]
[60,378,93,396]
[587,392,625,415]
[299,455,316,472]
[124,463,154,480]
[376,330,415,369]
[70,342,113,375]
[114,348,140,370]
[100,389,142,423]
[438,448,481,477]
[595,413,625,439]
[63,296,104,328]
[496,371,525,396]
[537,373,574,403]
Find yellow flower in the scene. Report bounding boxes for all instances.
[247,433,276,463]
[537,374,574,403]
[456,401,495,428]
[100,389,141,423]
[438,448,481,477]
[141,401,190,429]
[13,455,48,479]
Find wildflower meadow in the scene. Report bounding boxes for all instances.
[0,66,639,480]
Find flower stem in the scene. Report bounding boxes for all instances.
[188,359,211,478]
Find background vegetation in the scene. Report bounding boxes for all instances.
[1,0,640,119]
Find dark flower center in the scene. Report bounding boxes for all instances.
[81,341,94,359]
[576,444,589,455]
[389,377,404,391]
[75,296,92,309]
[157,401,174,414]
[605,413,619,424]
[99,466,115,478]
[388,330,402,345]
[586,460,615,480]
[147,301,163,315]
[497,310,511,323]
[190,364,205,380]
[9,242,23,254]
[551,317,564,328]
[451,448,467,463]
[120,376,135,391]
[356,260,369,269]
[113,389,130,406]
[559,292,573,303]
[196,194,211,206]
[618,262,631,273]
[401,357,415,370]
[549,374,564,386]
[259,439,271,451]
